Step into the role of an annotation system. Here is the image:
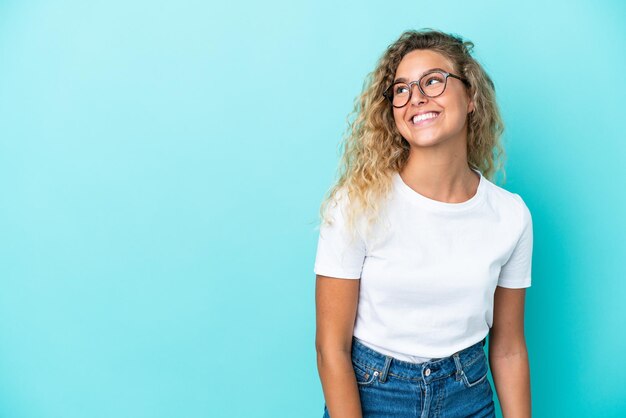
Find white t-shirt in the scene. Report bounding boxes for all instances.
[313,168,533,363]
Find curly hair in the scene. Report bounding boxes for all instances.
[318,28,507,241]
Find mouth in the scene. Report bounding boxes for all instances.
[410,111,441,127]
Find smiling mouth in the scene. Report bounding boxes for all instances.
[411,112,440,126]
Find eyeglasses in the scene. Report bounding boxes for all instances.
[382,70,471,108]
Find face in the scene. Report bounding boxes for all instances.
[391,49,474,148]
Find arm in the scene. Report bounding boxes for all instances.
[315,275,362,418]
[488,286,531,418]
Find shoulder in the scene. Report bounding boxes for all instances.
[321,186,351,223]
[481,177,532,231]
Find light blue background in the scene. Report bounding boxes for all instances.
[1,1,625,417]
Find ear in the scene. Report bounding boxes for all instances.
[467,98,475,114]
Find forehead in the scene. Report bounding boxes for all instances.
[394,49,455,78]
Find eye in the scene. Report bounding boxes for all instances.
[424,75,444,86]
[394,85,409,94]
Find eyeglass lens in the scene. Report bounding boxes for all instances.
[390,72,447,107]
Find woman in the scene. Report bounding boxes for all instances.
[314,29,533,418]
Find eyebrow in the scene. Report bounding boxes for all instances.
[394,67,448,83]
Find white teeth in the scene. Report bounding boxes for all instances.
[413,112,439,123]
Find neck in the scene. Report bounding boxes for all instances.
[399,151,479,204]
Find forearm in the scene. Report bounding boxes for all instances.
[317,349,362,418]
[489,347,531,418]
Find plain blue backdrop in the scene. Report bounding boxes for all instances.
[0,1,625,417]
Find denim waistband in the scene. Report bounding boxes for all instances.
[351,336,487,385]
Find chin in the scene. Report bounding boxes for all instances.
[404,133,445,146]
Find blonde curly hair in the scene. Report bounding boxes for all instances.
[318,28,507,241]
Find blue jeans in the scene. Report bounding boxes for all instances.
[323,336,496,418]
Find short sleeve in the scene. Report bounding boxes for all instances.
[497,194,534,288]
[313,190,366,279]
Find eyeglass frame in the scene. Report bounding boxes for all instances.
[382,70,471,108]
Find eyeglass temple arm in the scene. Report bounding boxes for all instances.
[447,72,471,87]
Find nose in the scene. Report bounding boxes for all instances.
[409,83,428,106]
